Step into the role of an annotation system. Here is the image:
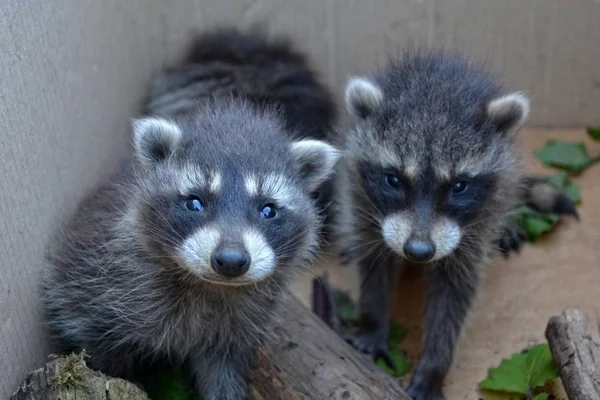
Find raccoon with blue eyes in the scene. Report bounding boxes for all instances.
[333,51,574,400]
[42,28,339,400]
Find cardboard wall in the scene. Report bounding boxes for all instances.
[1,0,599,397]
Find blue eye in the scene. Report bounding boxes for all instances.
[385,174,401,189]
[260,204,277,219]
[452,181,469,194]
[185,197,204,212]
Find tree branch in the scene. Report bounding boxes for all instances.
[545,308,600,400]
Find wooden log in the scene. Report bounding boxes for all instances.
[249,293,410,400]
[12,294,409,400]
[11,352,149,400]
[545,308,600,400]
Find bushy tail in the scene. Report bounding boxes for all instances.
[144,27,336,141]
[178,27,306,71]
[145,27,280,117]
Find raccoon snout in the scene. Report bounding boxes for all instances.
[210,249,251,278]
[403,240,436,263]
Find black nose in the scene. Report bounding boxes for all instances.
[211,249,250,278]
[403,240,435,263]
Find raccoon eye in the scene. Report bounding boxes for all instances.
[452,181,469,194]
[385,174,401,189]
[185,197,205,212]
[260,204,277,219]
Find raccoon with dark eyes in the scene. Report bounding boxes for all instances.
[42,28,339,400]
[333,51,575,400]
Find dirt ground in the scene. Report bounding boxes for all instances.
[290,128,600,399]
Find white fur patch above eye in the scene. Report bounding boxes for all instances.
[430,217,462,260]
[178,226,221,277]
[345,76,384,119]
[433,163,453,181]
[176,165,206,195]
[244,175,259,197]
[245,173,304,210]
[261,173,303,209]
[175,167,222,195]
[375,145,403,170]
[132,117,182,169]
[381,212,411,257]
[208,171,222,193]
[403,157,420,179]
[243,230,276,282]
[454,156,486,177]
[289,139,340,192]
[486,92,530,134]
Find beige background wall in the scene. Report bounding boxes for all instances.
[1,0,599,397]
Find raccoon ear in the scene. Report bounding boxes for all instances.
[345,77,384,119]
[131,117,182,169]
[486,92,530,134]
[289,139,341,192]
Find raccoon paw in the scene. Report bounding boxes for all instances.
[496,223,528,257]
[406,385,445,400]
[548,191,579,220]
[344,331,396,371]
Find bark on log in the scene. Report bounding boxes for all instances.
[12,294,409,400]
[545,308,600,400]
[11,353,149,400]
[249,294,410,400]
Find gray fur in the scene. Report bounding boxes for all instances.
[521,177,579,218]
[43,29,339,400]
[334,50,529,400]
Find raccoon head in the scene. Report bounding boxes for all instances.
[343,61,529,263]
[130,106,339,286]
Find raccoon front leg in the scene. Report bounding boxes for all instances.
[407,260,479,400]
[191,349,253,400]
[345,252,397,369]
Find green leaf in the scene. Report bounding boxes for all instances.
[587,126,600,141]
[140,365,201,400]
[533,140,591,174]
[545,171,569,188]
[333,289,359,321]
[523,215,560,241]
[509,206,560,242]
[564,182,582,204]
[479,390,527,400]
[533,394,548,400]
[376,349,412,377]
[388,321,409,344]
[479,344,558,396]
[524,344,559,389]
[480,351,529,394]
[375,321,412,377]
[543,171,582,205]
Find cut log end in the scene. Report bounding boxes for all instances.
[545,308,600,400]
[11,352,149,400]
